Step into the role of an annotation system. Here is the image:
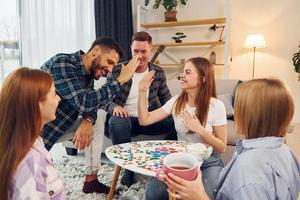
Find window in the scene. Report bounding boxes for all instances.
[0,0,20,83]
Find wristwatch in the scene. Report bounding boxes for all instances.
[83,116,94,125]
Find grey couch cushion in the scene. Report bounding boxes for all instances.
[218,93,234,118]
[216,79,240,95]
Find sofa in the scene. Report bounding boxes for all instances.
[214,79,241,164]
[63,78,241,164]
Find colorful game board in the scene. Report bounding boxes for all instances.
[105,140,188,177]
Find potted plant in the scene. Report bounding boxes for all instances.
[292,45,300,81]
[145,0,188,22]
[171,32,186,43]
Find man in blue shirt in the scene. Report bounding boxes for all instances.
[41,37,139,194]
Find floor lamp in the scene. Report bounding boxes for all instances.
[244,34,267,79]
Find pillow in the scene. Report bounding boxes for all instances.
[218,93,234,118]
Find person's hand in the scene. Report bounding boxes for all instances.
[164,169,210,200]
[117,55,140,85]
[180,111,205,135]
[139,70,155,93]
[113,106,130,117]
[73,120,93,150]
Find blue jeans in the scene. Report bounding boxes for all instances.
[145,150,224,200]
[107,115,177,145]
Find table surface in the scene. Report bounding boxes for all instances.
[105,140,188,177]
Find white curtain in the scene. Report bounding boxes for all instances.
[19,0,95,68]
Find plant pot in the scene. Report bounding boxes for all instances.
[165,11,177,22]
[175,39,182,43]
[296,68,300,81]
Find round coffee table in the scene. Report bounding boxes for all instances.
[105,140,188,200]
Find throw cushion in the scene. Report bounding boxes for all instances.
[218,93,234,118]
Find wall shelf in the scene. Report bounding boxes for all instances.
[158,63,184,69]
[153,41,225,47]
[141,18,226,29]
[157,63,224,69]
[137,3,231,78]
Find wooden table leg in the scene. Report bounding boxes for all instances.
[107,165,121,200]
[168,186,176,200]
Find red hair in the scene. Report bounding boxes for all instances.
[0,67,53,200]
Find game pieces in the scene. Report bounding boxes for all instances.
[106,140,187,174]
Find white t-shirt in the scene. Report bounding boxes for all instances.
[124,69,149,117]
[162,95,227,143]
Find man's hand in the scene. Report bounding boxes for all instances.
[117,55,140,85]
[73,119,93,150]
[113,106,130,118]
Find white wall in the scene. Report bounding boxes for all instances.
[133,0,300,123]
[230,0,300,123]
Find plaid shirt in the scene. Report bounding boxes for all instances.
[41,51,121,150]
[102,62,171,114]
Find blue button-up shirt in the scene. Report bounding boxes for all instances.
[216,137,300,200]
[41,51,120,150]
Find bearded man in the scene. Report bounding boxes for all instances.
[41,37,139,194]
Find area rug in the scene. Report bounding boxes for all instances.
[54,156,151,200]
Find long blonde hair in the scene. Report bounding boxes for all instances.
[234,78,294,139]
[174,57,216,127]
[0,67,53,200]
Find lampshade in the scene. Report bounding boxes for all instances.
[243,34,267,49]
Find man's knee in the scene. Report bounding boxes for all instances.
[108,116,131,130]
[108,116,132,144]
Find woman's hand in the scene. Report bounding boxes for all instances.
[180,111,205,135]
[139,70,155,92]
[164,169,210,200]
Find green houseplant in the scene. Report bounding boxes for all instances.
[145,0,188,22]
[172,32,186,43]
[292,45,300,81]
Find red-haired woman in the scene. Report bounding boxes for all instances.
[0,67,64,199]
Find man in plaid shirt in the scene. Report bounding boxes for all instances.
[103,32,176,187]
[41,37,139,194]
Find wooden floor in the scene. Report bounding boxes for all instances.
[286,123,300,161]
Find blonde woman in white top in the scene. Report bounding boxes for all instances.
[138,57,227,199]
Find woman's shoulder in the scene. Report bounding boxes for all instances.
[165,95,179,104]
[171,95,179,100]
[210,97,226,110]
[17,147,47,174]
[211,97,224,104]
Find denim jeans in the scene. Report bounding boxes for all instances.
[145,150,224,200]
[107,115,177,145]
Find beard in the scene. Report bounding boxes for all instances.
[91,57,108,80]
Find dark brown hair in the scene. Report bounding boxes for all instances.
[234,78,294,139]
[88,37,124,58]
[132,31,152,44]
[0,67,53,200]
[174,57,216,127]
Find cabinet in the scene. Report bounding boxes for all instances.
[136,3,231,79]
